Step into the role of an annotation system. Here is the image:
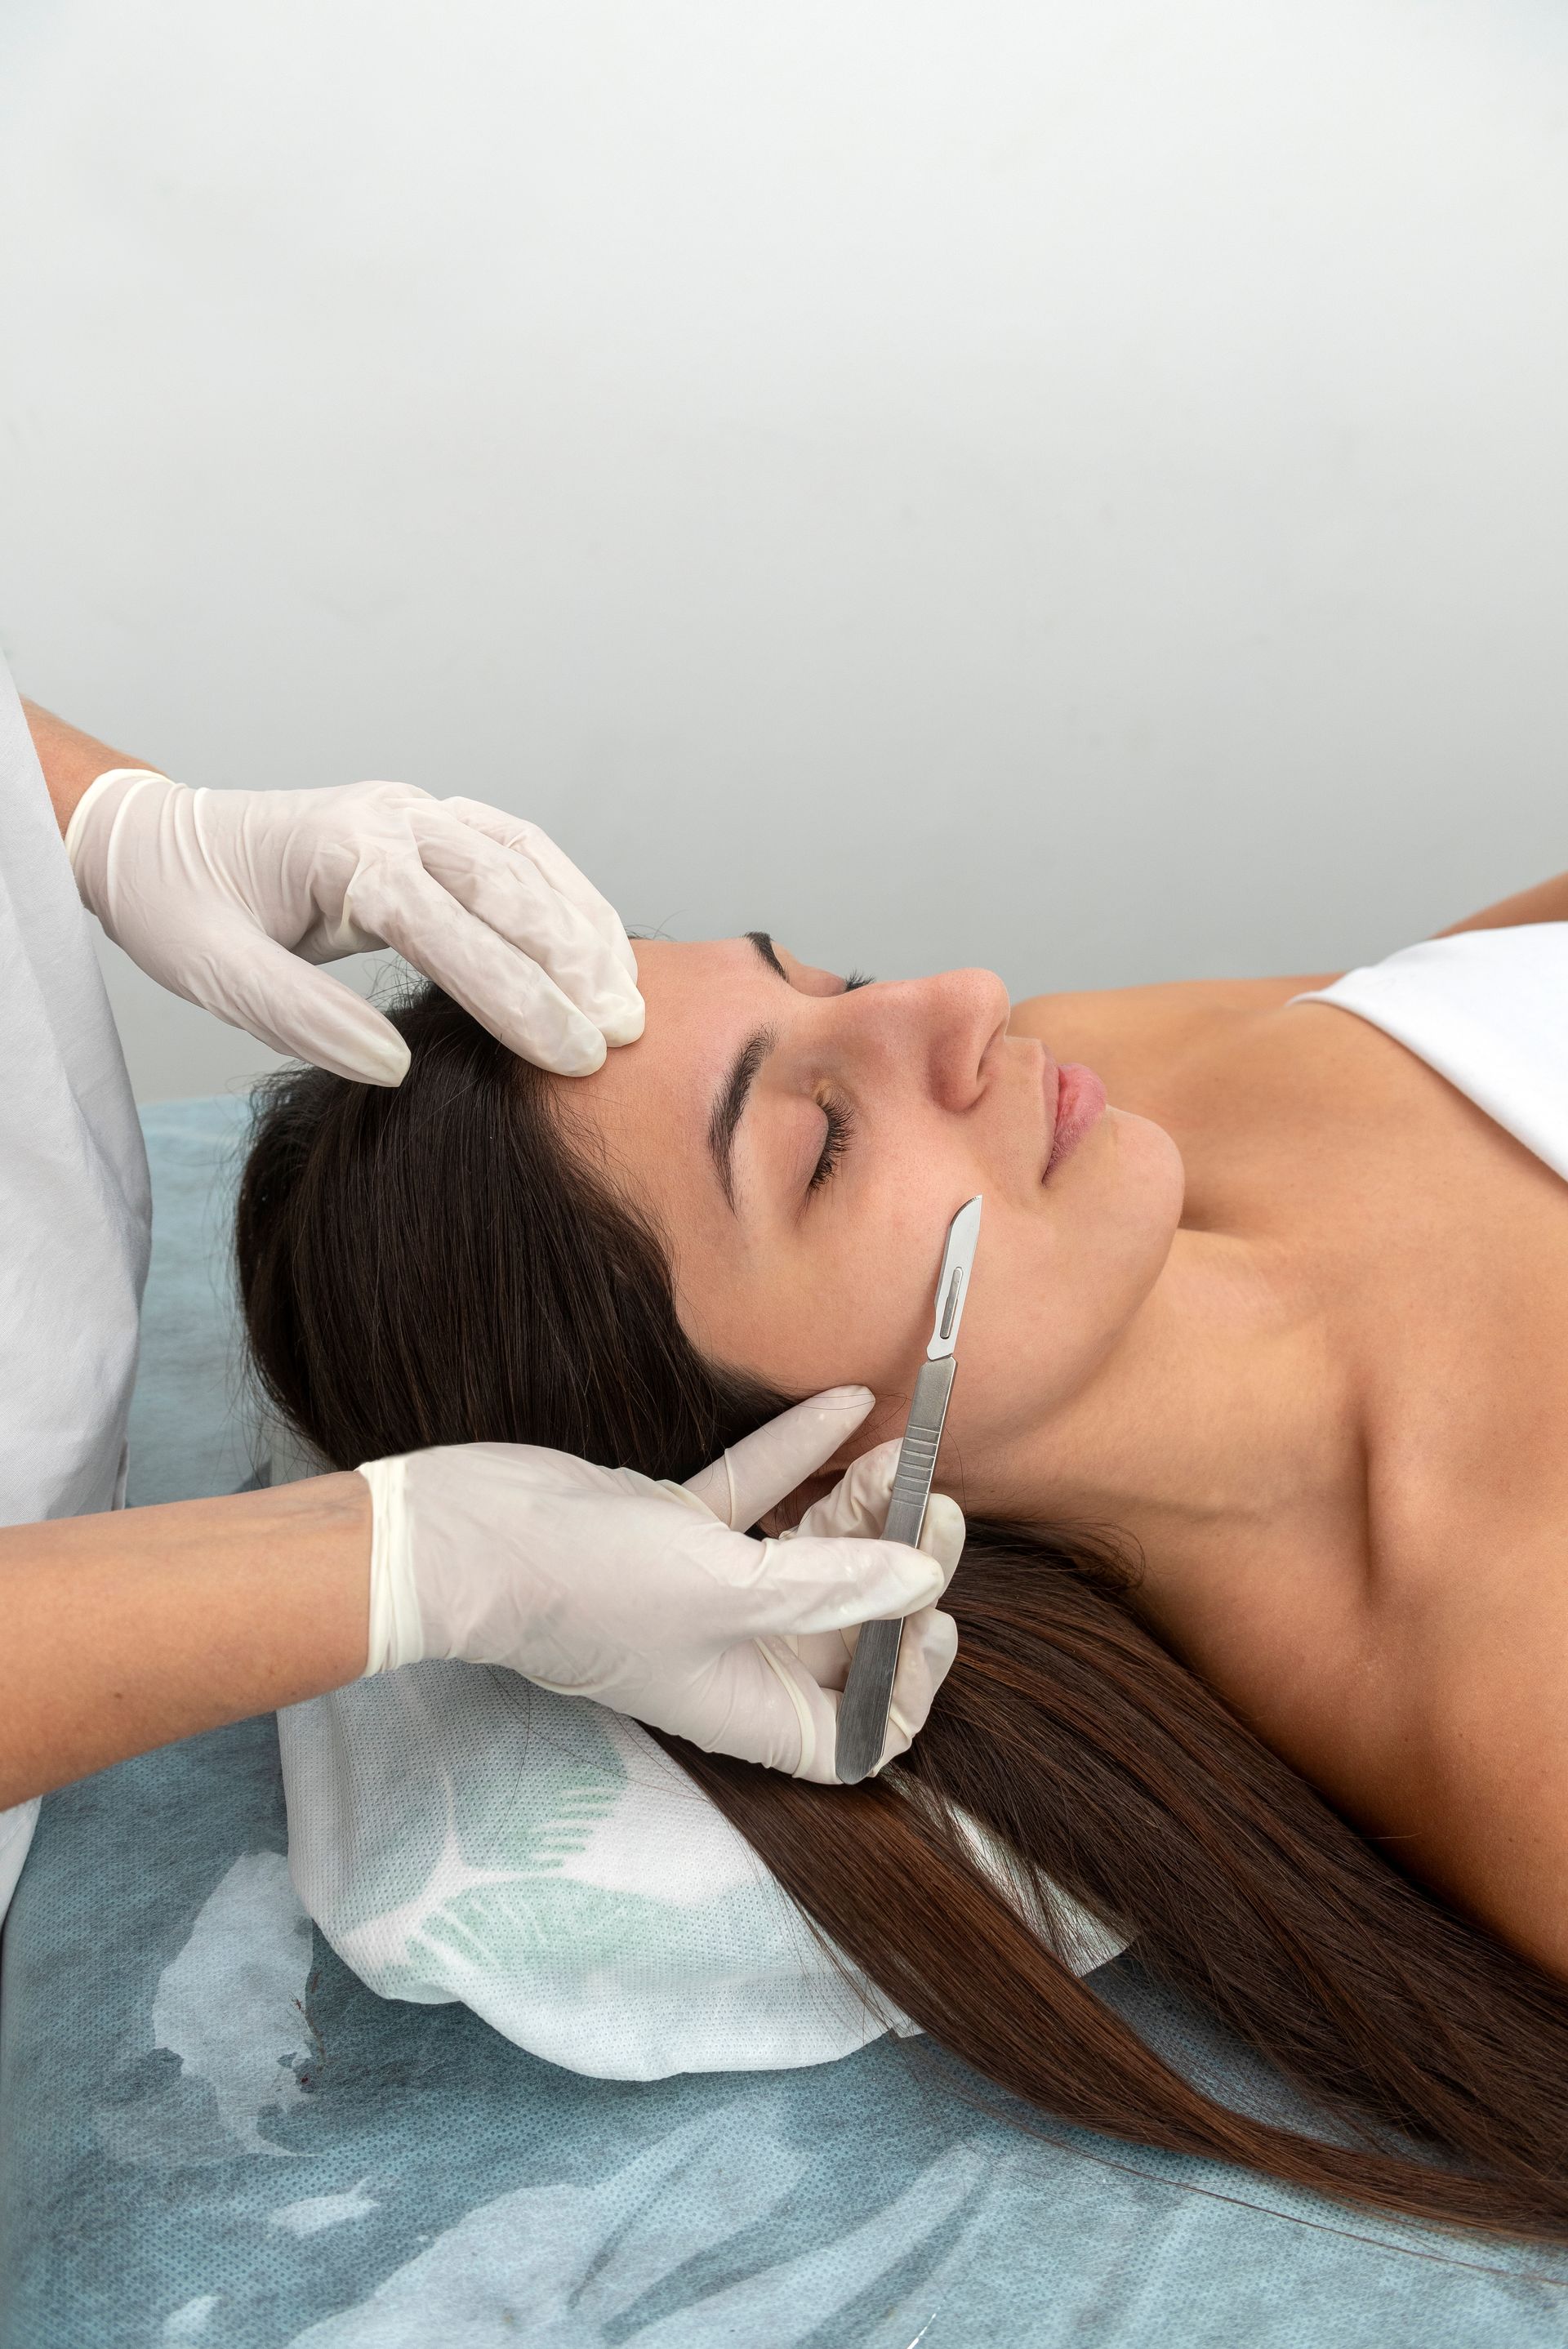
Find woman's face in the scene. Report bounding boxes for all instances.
[555,936,1184,1507]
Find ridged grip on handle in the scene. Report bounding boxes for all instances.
[835,1357,956,1784]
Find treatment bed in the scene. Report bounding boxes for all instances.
[3,1099,1568,2347]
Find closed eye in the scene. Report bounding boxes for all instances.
[808,1094,855,1193]
[745,932,873,996]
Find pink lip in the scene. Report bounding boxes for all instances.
[1043,1057,1107,1178]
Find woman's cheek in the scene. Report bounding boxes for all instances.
[779,1283,918,1400]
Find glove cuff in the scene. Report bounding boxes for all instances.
[63,768,176,921]
[357,1455,426,1675]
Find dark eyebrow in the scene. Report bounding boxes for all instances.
[707,1024,778,1210]
[746,929,788,980]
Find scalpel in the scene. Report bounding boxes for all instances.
[835,1193,982,1785]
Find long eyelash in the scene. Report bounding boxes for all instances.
[808,1094,855,1193]
[843,970,873,992]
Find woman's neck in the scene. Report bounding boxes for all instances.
[982,1220,1370,1607]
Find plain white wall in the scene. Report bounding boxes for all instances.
[2,0,1566,1100]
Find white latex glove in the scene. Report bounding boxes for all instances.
[65,769,643,1083]
[766,1442,963,1776]
[357,1387,962,1781]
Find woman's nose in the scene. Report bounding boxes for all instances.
[871,967,1013,1112]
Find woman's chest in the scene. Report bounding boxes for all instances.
[1154,1001,1568,1957]
[1031,978,1568,1955]
[1182,1000,1568,1542]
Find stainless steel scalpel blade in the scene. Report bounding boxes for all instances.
[834,1193,982,1785]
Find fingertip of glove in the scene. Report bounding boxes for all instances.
[891,1551,947,1608]
[598,992,646,1046]
[549,1030,608,1076]
[925,1605,960,1670]
[343,1035,412,1086]
[806,1384,874,1415]
[919,1493,967,1576]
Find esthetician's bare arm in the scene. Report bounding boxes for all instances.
[0,1478,371,1809]
[1438,868,1568,937]
[21,698,152,836]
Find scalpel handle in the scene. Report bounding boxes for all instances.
[835,1356,956,1785]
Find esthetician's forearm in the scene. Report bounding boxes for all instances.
[1440,867,1568,937]
[21,698,154,836]
[0,1476,372,1809]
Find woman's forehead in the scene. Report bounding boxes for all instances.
[555,933,857,1192]
[559,938,770,1168]
[626,938,770,1063]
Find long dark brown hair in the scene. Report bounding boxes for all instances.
[237,982,1568,2240]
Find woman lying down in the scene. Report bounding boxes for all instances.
[236,880,1568,2241]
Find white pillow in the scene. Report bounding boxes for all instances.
[265,1416,1125,2082]
[278,1661,1125,2080]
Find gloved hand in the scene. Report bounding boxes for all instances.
[357,1388,962,1781]
[65,769,642,1083]
[762,1442,963,1776]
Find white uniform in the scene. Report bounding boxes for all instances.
[0,662,150,1922]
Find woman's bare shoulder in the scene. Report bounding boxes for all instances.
[1009,974,1343,1096]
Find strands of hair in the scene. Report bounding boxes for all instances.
[235,982,1568,2241]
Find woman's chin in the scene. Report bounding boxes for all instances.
[1086,1105,1186,1224]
